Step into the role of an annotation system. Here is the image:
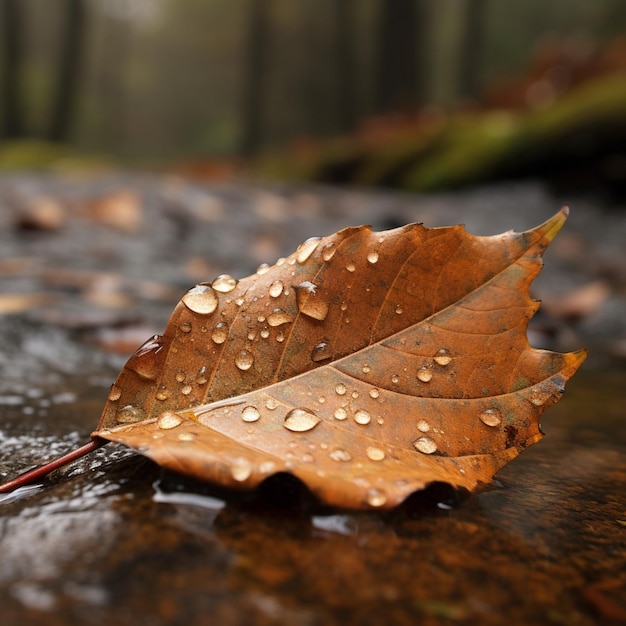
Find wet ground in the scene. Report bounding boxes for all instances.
[0,174,625,625]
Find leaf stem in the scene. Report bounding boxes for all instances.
[0,437,109,494]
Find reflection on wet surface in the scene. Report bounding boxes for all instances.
[1,368,624,625]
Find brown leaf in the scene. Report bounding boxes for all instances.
[94,208,586,509]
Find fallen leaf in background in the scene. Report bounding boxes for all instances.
[94,207,585,509]
[541,280,610,322]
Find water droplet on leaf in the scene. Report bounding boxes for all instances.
[158,412,183,430]
[182,284,219,314]
[231,458,252,482]
[366,447,385,461]
[269,280,284,298]
[413,436,437,454]
[212,274,238,293]
[366,488,387,507]
[434,348,452,366]
[417,419,430,433]
[417,366,433,382]
[283,407,321,432]
[322,242,336,261]
[296,237,321,263]
[179,321,192,333]
[235,350,254,371]
[335,383,347,395]
[267,308,293,327]
[479,408,502,427]
[333,407,347,420]
[354,409,371,425]
[116,404,146,424]
[108,385,122,401]
[330,449,351,462]
[367,250,379,264]
[311,342,331,362]
[126,335,163,380]
[211,321,229,344]
[242,405,261,422]
[295,281,329,321]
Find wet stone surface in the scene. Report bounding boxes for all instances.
[1,174,625,625]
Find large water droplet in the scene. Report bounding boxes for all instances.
[296,237,321,263]
[367,250,379,264]
[366,447,385,461]
[417,366,433,383]
[267,308,293,327]
[158,412,183,430]
[433,348,452,366]
[366,488,387,507]
[269,280,284,298]
[175,370,186,382]
[256,263,270,275]
[211,321,229,344]
[479,408,502,427]
[311,342,332,362]
[354,409,371,425]
[126,334,164,380]
[283,407,321,432]
[116,404,146,424]
[329,449,351,462]
[295,281,329,321]
[335,383,347,395]
[212,274,238,293]
[235,350,254,371]
[241,405,261,422]
[413,436,437,454]
[321,242,336,261]
[182,284,219,315]
[369,388,380,399]
[346,262,356,272]
[391,374,399,384]
[181,385,192,396]
[231,458,252,482]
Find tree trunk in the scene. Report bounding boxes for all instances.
[457,0,486,100]
[240,0,270,156]
[48,0,86,142]
[0,0,24,139]
[374,0,426,115]
[332,0,357,133]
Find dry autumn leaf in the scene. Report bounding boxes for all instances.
[87,207,585,510]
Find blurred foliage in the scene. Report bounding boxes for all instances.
[1,0,626,197]
[257,72,626,193]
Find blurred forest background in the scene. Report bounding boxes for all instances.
[1,0,625,193]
